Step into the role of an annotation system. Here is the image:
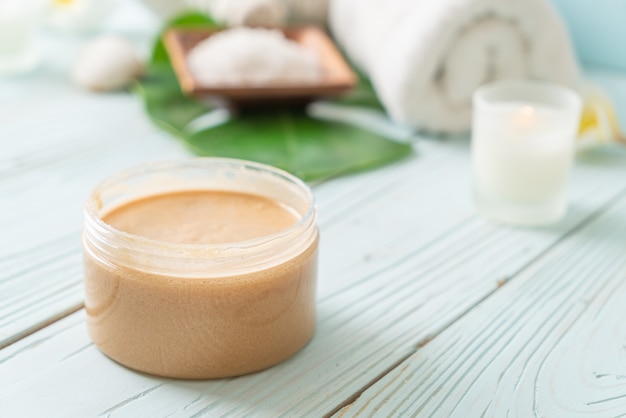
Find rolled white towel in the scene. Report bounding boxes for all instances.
[329,0,580,134]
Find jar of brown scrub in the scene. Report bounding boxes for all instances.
[82,158,319,379]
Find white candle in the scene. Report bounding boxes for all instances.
[472,80,582,225]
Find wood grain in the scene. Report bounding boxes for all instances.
[0,92,189,347]
[0,85,458,349]
[2,7,626,415]
[339,189,626,418]
[0,142,624,417]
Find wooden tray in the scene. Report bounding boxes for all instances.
[163,26,357,105]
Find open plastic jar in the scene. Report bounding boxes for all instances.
[82,158,318,379]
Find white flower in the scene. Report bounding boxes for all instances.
[47,0,118,33]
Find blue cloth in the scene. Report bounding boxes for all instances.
[551,0,626,71]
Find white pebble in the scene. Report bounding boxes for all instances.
[72,36,143,92]
[187,27,323,87]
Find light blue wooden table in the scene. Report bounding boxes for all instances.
[1,5,626,417]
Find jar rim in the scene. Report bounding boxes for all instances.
[84,157,316,255]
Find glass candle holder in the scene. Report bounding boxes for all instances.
[472,80,582,226]
[82,158,319,379]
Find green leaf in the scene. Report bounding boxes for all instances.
[137,12,219,136]
[332,71,385,111]
[136,12,413,182]
[150,12,219,70]
[135,70,210,136]
[185,109,413,181]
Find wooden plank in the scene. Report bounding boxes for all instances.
[338,186,626,417]
[0,0,162,348]
[0,143,624,417]
[0,94,464,348]
[0,94,190,347]
[1,28,451,347]
[0,1,176,346]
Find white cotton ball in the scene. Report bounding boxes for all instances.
[284,0,328,24]
[207,0,288,26]
[204,0,329,26]
[140,0,190,19]
[72,36,143,92]
[242,0,287,26]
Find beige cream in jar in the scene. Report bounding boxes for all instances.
[82,159,318,379]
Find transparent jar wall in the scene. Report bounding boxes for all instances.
[84,158,318,278]
[82,158,319,379]
[94,159,312,218]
